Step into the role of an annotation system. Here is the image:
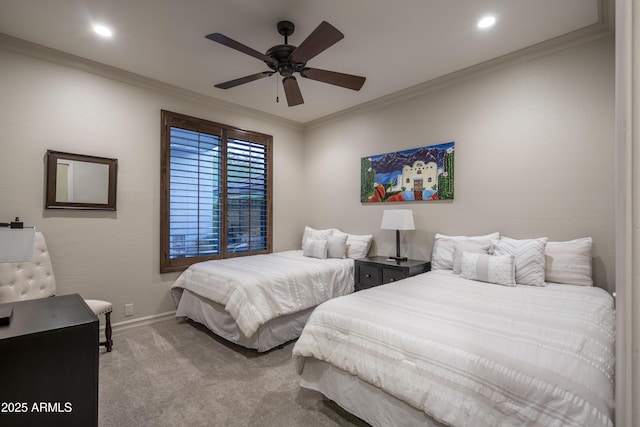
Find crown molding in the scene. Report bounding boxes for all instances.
[304,0,614,131]
[0,33,304,131]
[0,0,613,133]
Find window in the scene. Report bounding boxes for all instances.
[160,110,272,273]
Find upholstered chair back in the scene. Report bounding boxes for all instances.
[0,231,57,303]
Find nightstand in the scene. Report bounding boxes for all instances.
[354,256,431,291]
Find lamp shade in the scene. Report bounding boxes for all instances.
[380,209,415,231]
[0,228,35,263]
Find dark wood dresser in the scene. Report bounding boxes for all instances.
[0,294,99,427]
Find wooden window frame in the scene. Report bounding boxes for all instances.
[160,110,273,273]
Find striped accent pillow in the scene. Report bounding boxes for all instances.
[544,237,593,285]
[431,232,499,270]
[460,252,516,286]
[452,241,493,274]
[493,237,548,286]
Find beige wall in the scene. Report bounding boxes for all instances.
[0,34,615,329]
[303,36,615,292]
[0,48,306,324]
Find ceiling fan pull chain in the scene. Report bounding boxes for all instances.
[276,77,279,103]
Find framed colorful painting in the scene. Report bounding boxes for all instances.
[361,141,454,203]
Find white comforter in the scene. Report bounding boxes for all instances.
[293,270,615,427]
[171,250,353,337]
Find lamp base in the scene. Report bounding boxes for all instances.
[391,229,407,263]
[387,256,408,263]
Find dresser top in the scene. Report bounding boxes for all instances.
[0,294,97,340]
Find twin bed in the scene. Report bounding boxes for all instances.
[170,227,372,351]
[171,229,615,426]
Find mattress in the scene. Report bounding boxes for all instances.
[293,270,615,427]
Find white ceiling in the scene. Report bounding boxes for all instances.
[0,0,605,124]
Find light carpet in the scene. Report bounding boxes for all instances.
[98,318,368,427]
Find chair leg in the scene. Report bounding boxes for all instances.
[100,311,113,352]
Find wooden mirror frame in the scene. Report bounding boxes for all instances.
[45,150,118,210]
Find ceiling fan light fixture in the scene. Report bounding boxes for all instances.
[477,16,496,29]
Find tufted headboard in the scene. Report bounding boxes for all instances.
[0,231,57,303]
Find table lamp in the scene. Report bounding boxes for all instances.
[0,218,35,263]
[0,218,35,325]
[380,209,414,262]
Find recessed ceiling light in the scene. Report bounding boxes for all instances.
[93,24,113,38]
[477,16,496,29]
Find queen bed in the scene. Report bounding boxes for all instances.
[292,234,615,427]
[171,227,372,352]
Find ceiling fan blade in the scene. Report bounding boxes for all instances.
[301,68,366,91]
[291,21,344,64]
[215,71,274,89]
[206,33,277,66]
[283,76,304,106]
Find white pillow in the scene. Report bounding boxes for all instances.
[431,232,499,270]
[493,237,548,286]
[301,226,333,249]
[544,237,593,286]
[341,232,373,259]
[327,233,348,258]
[302,238,328,259]
[452,241,493,274]
[460,252,516,286]
[434,232,500,240]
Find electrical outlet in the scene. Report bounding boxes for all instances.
[125,303,133,316]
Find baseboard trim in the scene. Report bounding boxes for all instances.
[98,311,177,336]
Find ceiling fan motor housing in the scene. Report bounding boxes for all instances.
[265,44,305,77]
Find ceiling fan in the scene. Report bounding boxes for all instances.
[206,20,366,107]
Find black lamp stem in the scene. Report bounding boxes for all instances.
[390,229,407,262]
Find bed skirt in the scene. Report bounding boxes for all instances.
[299,358,446,427]
[176,289,313,352]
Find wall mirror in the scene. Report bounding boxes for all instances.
[45,150,118,210]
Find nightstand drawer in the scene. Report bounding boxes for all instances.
[354,257,430,292]
[382,268,407,284]
[358,264,381,287]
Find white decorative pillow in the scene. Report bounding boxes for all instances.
[327,233,348,258]
[460,252,516,286]
[343,232,373,259]
[431,232,499,270]
[302,238,328,259]
[452,241,493,274]
[301,226,333,249]
[434,232,500,240]
[493,237,548,286]
[544,237,593,286]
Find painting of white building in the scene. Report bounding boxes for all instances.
[361,142,454,203]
